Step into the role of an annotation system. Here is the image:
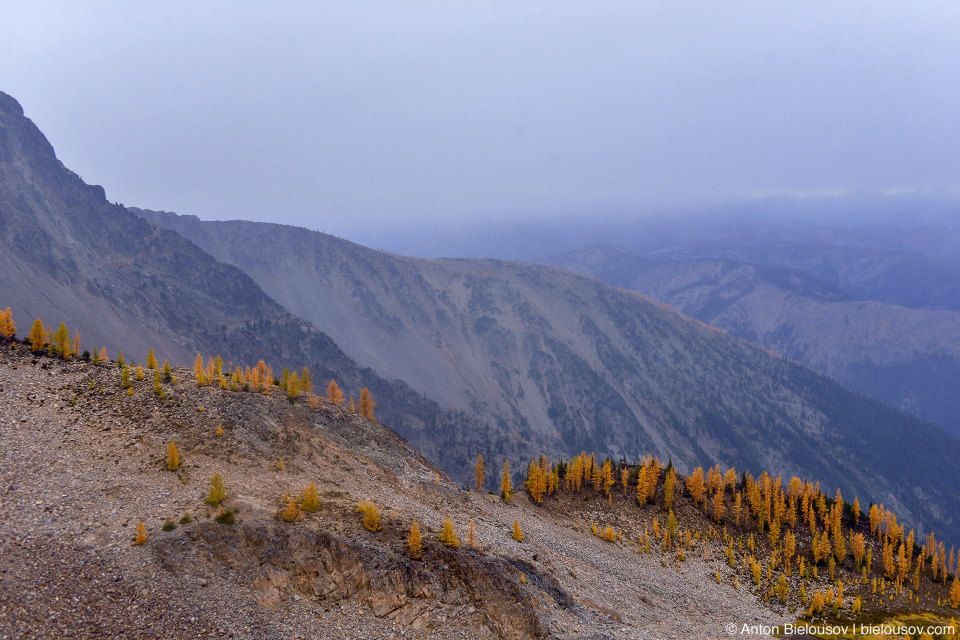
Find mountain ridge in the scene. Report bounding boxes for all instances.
[543,244,960,436]
[135,207,960,541]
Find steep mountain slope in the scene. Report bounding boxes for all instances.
[544,245,960,436]
[4,347,956,639]
[0,89,489,466]
[136,209,960,541]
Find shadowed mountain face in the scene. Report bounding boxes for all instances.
[0,90,492,461]
[543,245,960,436]
[137,208,960,540]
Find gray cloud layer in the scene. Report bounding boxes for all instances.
[2,1,959,237]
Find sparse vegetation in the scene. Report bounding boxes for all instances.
[301,483,320,513]
[281,498,300,522]
[439,517,459,548]
[166,441,179,471]
[357,501,381,531]
[205,473,227,505]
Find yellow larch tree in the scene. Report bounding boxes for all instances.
[205,473,227,505]
[513,520,523,542]
[72,331,80,358]
[53,322,69,357]
[0,308,15,339]
[526,460,543,503]
[167,441,179,471]
[467,520,477,547]
[440,518,459,547]
[29,318,45,352]
[147,349,157,369]
[601,459,614,505]
[357,501,381,531]
[500,460,512,502]
[287,371,300,401]
[713,488,725,522]
[409,521,423,559]
[301,483,319,513]
[281,498,300,522]
[299,367,313,393]
[688,467,705,507]
[193,352,206,386]
[664,466,676,510]
[474,454,485,493]
[327,379,344,404]
[359,387,376,420]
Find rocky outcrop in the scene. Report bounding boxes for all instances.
[154,521,564,638]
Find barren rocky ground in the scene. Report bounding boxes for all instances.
[0,345,796,639]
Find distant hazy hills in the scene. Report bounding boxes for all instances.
[137,208,960,541]
[544,245,960,436]
[3,88,960,539]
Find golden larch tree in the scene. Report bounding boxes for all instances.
[526,460,543,503]
[467,520,477,547]
[357,501,381,531]
[281,498,300,522]
[601,459,614,505]
[0,308,15,339]
[99,346,108,363]
[287,371,300,401]
[501,460,512,502]
[440,518,459,548]
[664,466,676,510]
[167,441,179,471]
[300,367,313,393]
[206,473,227,505]
[301,483,320,513]
[193,352,205,386]
[135,521,147,545]
[474,454,485,492]
[147,349,157,369]
[29,318,45,352]
[327,379,344,404]
[688,467,705,507]
[359,387,376,420]
[409,521,423,559]
[53,323,70,357]
[713,488,725,522]
[72,331,80,358]
[513,520,523,542]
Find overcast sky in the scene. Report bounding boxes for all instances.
[2,1,960,239]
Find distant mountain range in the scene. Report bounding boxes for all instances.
[3,88,960,540]
[543,245,960,437]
